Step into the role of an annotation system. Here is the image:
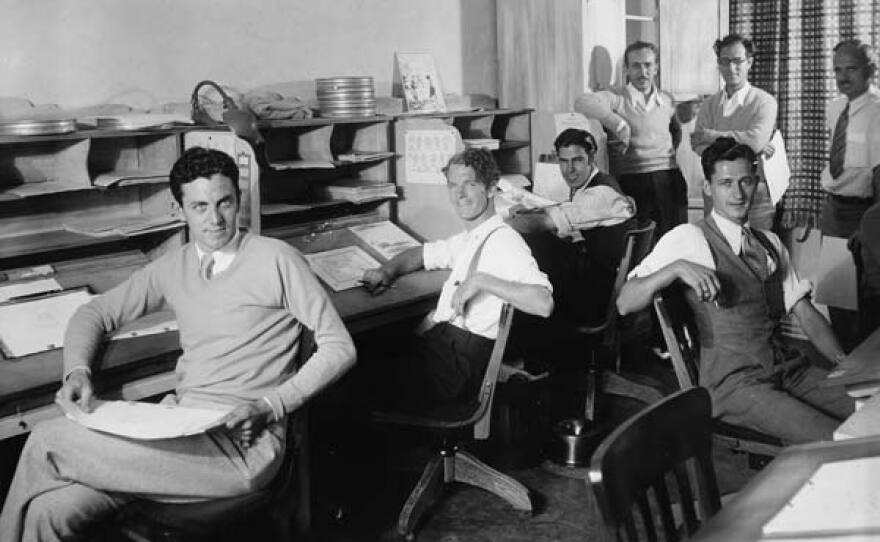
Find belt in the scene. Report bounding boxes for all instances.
[829,193,872,205]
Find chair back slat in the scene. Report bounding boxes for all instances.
[473,303,514,439]
[588,388,721,542]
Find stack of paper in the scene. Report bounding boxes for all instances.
[463,138,500,150]
[336,150,395,163]
[63,215,185,237]
[834,392,880,440]
[318,180,397,203]
[93,113,194,131]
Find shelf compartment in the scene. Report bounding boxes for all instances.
[0,139,91,198]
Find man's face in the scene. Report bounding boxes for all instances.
[180,173,240,252]
[703,158,757,225]
[626,47,658,93]
[557,145,593,189]
[717,42,753,89]
[834,49,872,100]
[446,164,494,222]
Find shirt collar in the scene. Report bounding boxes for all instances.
[711,210,749,255]
[194,230,242,266]
[626,82,664,109]
[847,86,880,115]
[571,167,601,196]
[466,214,504,241]
[720,82,751,110]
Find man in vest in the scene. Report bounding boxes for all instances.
[616,137,853,444]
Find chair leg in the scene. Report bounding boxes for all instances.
[397,455,445,539]
[452,450,532,512]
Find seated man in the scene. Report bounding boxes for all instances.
[505,128,636,325]
[360,148,553,413]
[0,147,356,541]
[617,137,854,444]
[855,201,880,337]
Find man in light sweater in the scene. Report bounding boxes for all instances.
[0,147,356,541]
[691,34,779,230]
[575,40,685,238]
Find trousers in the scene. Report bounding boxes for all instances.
[0,414,284,542]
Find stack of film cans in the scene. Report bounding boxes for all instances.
[315,76,376,118]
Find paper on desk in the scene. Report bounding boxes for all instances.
[762,131,791,205]
[58,399,231,440]
[348,221,421,260]
[495,178,558,219]
[763,456,880,539]
[304,245,381,291]
[0,289,94,357]
[0,278,61,302]
[814,235,858,311]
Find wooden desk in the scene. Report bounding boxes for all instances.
[692,435,880,541]
[0,264,446,440]
[822,326,880,389]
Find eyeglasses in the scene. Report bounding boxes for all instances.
[717,57,750,67]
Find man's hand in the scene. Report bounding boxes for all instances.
[58,370,94,413]
[761,142,776,159]
[221,400,275,449]
[450,274,485,320]
[361,267,393,296]
[615,122,632,154]
[674,261,721,303]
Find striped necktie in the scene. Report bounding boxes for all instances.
[740,227,769,281]
[829,102,849,179]
[200,253,215,280]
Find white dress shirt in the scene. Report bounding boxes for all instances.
[194,231,241,276]
[820,86,880,198]
[720,82,752,117]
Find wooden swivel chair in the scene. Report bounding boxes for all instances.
[589,387,722,542]
[652,289,783,461]
[117,331,316,542]
[580,220,663,422]
[372,304,532,541]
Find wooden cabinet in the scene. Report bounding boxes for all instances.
[394,108,533,241]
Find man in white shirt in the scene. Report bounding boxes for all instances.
[617,138,853,444]
[361,148,553,412]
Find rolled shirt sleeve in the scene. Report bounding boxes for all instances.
[546,185,636,238]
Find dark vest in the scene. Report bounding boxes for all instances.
[688,217,785,400]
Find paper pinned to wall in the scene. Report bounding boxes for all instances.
[403,129,459,184]
[814,236,858,311]
[763,130,791,205]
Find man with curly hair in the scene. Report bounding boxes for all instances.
[0,147,356,541]
[361,148,553,412]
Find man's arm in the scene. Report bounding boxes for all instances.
[574,91,631,150]
[452,272,553,319]
[791,297,846,364]
[543,185,635,238]
[361,245,425,295]
[617,260,721,315]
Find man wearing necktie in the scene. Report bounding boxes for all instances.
[616,138,853,444]
[820,40,880,351]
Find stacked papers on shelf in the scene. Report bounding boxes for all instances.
[319,180,397,203]
[336,150,395,163]
[63,215,185,237]
[92,113,194,130]
[463,138,500,150]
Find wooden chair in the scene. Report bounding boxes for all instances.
[372,304,532,541]
[589,387,721,542]
[581,220,663,422]
[116,330,316,542]
[652,289,783,460]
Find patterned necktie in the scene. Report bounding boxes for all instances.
[830,102,849,179]
[740,227,769,281]
[200,253,215,280]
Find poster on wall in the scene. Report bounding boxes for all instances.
[403,129,458,184]
[396,52,447,113]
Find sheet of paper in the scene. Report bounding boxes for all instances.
[0,278,62,302]
[304,246,381,292]
[763,130,791,205]
[763,456,880,538]
[58,399,231,440]
[496,178,557,219]
[0,289,94,357]
[532,162,570,203]
[348,221,421,260]
[814,236,858,311]
[404,129,459,184]
[500,173,530,188]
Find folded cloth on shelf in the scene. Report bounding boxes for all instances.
[242,90,313,120]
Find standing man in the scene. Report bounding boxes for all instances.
[576,41,685,238]
[0,148,356,541]
[691,34,779,230]
[820,39,880,351]
[361,149,553,412]
[617,138,853,444]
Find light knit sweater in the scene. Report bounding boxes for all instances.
[691,85,778,155]
[575,87,678,175]
[63,233,356,418]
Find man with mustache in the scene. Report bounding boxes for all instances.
[819,39,880,351]
[576,41,685,239]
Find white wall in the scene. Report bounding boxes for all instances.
[0,0,497,109]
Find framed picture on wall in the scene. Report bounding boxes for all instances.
[396,52,447,114]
